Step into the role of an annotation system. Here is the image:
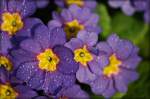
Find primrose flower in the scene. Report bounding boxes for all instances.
[0,71,38,99]
[65,31,98,84]
[11,25,78,94]
[48,4,101,41]
[108,0,150,23]
[0,0,42,37]
[55,0,97,9]
[55,85,89,99]
[89,34,141,98]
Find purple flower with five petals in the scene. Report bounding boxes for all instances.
[0,66,38,99]
[48,4,101,41]
[89,34,141,98]
[65,30,98,84]
[11,24,78,95]
[0,0,42,38]
[55,0,97,10]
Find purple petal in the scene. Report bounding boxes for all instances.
[49,28,66,48]
[65,38,83,51]
[108,0,124,8]
[48,20,62,31]
[58,85,89,99]
[85,1,97,9]
[76,65,96,84]
[89,54,109,75]
[115,40,133,60]
[122,1,135,16]
[69,4,81,19]
[53,45,78,74]
[62,75,76,87]
[77,8,91,23]
[61,9,73,22]
[34,24,50,49]
[77,30,98,47]
[11,49,35,69]
[36,0,49,8]
[28,70,45,89]
[88,55,102,75]
[114,74,127,93]
[102,79,116,98]
[144,10,150,23]
[0,67,9,83]
[0,0,7,14]
[84,14,99,26]
[8,0,36,18]
[107,34,120,51]
[90,76,109,95]
[40,72,63,94]
[121,54,141,69]
[16,18,42,37]
[16,61,38,82]
[119,68,139,84]
[96,42,113,56]
[15,85,37,99]
[20,39,42,54]
[0,32,12,54]
[85,26,101,35]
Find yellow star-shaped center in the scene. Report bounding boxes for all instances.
[103,54,122,77]
[1,12,23,36]
[74,45,93,66]
[37,49,60,72]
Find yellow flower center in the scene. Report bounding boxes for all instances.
[37,49,60,72]
[103,54,122,77]
[65,0,84,7]
[0,12,23,36]
[74,45,93,66]
[65,20,84,40]
[0,55,13,71]
[0,83,18,99]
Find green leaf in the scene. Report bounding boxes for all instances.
[96,4,111,37]
[111,92,125,99]
[111,12,149,45]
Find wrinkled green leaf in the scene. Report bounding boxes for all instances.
[111,12,149,45]
[96,4,111,37]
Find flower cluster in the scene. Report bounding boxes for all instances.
[0,0,142,99]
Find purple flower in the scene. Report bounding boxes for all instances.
[55,0,97,9]
[0,0,42,37]
[108,0,150,23]
[0,82,38,99]
[65,32,98,84]
[89,34,141,98]
[0,66,38,99]
[11,24,78,94]
[54,84,89,99]
[48,4,101,41]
